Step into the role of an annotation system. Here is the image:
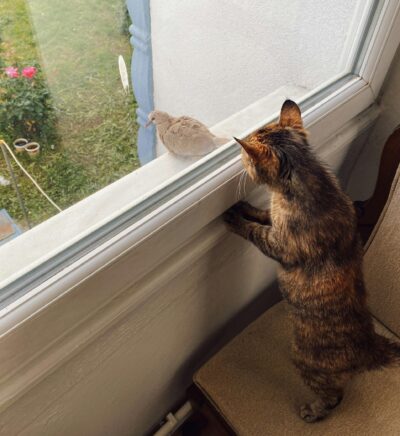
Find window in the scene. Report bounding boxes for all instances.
[0,0,138,233]
[0,0,399,309]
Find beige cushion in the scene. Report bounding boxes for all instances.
[365,166,400,336]
[195,302,400,435]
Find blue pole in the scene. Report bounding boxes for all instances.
[126,0,156,165]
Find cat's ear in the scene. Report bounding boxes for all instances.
[279,99,303,129]
[234,137,265,161]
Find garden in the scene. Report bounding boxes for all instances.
[0,0,140,230]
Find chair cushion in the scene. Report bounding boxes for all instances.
[194,302,400,435]
[365,166,400,336]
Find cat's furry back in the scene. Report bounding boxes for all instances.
[224,100,400,423]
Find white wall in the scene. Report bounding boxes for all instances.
[0,222,280,436]
[151,0,365,153]
[347,46,400,200]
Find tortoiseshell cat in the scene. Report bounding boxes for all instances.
[224,100,400,422]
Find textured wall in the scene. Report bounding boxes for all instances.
[151,0,364,128]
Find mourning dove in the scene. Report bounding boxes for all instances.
[146,110,229,156]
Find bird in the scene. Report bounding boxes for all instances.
[145,110,229,157]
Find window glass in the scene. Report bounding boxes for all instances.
[0,0,378,291]
[151,0,371,138]
[0,0,137,240]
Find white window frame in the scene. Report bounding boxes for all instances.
[0,0,399,410]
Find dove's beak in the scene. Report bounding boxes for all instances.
[145,119,153,128]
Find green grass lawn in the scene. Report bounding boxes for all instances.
[0,0,139,228]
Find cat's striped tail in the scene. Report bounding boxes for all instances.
[369,334,400,369]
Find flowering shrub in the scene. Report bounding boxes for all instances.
[4,66,19,78]
[22,66,37,79]
[0,64,56,142]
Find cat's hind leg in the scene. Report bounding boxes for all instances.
[299,370,350,423]
[300,393,342,423]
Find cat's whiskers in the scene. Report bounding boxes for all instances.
[236,169,246,201]
[242,170,248,198]
[240,170,248,200]
[236,171,243,201]
[235,170,242,200]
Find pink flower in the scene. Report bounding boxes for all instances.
[22,66,37,79]
[4,67,19,78]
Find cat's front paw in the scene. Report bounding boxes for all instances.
[224,201,251,225]
[232,200,251,210]
[224,205,257,238]
[231,201,271,225]
[231,200,252,216]
[223,207,243,231]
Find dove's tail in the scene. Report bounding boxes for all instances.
[213,137,230,146]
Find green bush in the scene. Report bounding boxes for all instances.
[0,64,56,143]
[0,34,5,69]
